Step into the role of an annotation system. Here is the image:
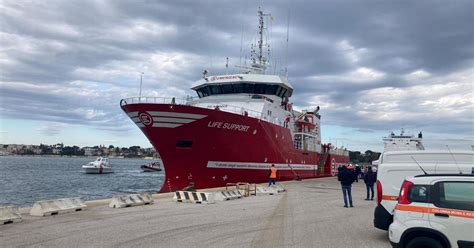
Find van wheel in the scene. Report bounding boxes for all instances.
[406,237,443,248]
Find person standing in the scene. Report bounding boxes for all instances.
[354,165,361,182]
[338,165,355,208]
[364,166,377,200]
[268,164,277,186]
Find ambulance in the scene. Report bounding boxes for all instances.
[373,150,474,231]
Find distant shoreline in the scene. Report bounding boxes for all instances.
[0,155,158,159]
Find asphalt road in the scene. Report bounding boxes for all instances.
[0,177,391,248]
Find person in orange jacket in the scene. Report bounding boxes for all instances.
[268,164,277,186]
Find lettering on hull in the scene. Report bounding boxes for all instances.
[207,161,317,170]
[207,121,250,132]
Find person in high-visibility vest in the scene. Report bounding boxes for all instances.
[268,164,277,186]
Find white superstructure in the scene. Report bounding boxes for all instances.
[383,129,424,152]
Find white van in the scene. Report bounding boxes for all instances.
[373,150,474,231]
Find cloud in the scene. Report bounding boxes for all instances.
[404,69,431,81]
[309,67,386,84]
[0,0,472,150]
[35,122,69,136]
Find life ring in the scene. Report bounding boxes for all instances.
[330,159,337,176]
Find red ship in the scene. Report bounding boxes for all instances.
[120,9,349,192]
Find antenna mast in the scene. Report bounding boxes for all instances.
[285,8,290,77]
[410,156,428,175]
[257,8,264,66]
[238,1,247,73]
[139,72,144,98]
[250,7,271,73]
[446,145,463,174]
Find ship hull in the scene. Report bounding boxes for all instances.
[82,167,114,174]
[141,165,162,172]
[122,103,349,192]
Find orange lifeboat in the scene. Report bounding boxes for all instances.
[296,113,316,132]
[295,107,320,132]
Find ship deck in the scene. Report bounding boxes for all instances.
[0,178,390,248]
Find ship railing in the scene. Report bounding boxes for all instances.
[203,104,263,119]
[292,131,318,138]
[120,97,191,107]
[120,97,277,124]
[293,140,303,150]
[293,137,320,152]
[328,148,349,156]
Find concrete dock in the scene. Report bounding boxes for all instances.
[0,177,390,248]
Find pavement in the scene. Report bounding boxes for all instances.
[0,177,390,248]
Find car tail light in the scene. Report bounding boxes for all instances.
[398,180,413,205]
[376,180,382,204]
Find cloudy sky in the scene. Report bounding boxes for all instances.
[0,0,473,152]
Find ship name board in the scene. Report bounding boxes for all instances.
[207,121,250,132]
[209,75,241,81]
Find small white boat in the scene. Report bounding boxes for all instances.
[82,157,113,174]
[140,161,162,172]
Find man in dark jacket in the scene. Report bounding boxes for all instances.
[355,165,361,182]
[364,166,377,200]
[338,165,355,208]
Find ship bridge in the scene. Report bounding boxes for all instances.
[191,73,293,99]
[188,73,294,127]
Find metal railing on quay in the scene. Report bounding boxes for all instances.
[225,182,256,197]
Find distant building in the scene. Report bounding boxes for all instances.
[83,147,99,156]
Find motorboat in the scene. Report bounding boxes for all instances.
[82,157,113,174]
[141,161,162,172]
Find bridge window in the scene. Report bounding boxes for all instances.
[221,84,233,94]
[278,88,287,98]
[210,85,222,94]
[243,83,255,93]
[254,84,265,94]
[276,86,284,96]
[195,83,288,98]
[232,83,243,93]
[265,85,278,95]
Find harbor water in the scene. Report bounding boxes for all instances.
[0,156,165,207]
